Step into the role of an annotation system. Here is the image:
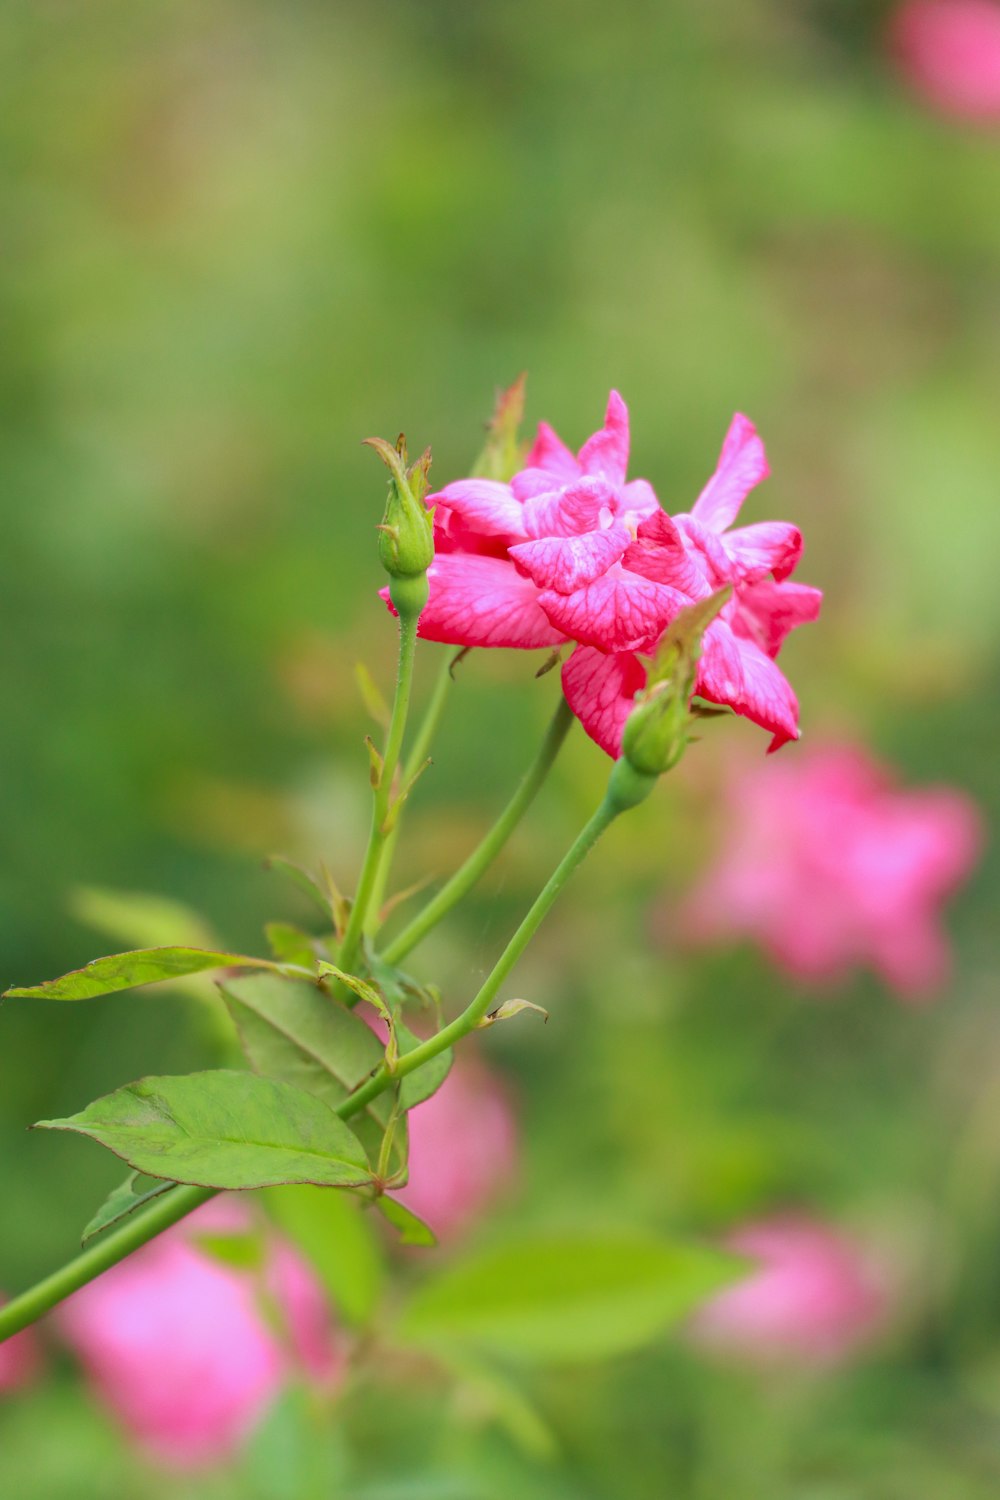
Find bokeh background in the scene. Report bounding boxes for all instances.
[2,1,998,1495]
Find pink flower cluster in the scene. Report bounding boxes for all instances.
[386,393,821,757]
[889,0,1000,122]
[680,742,982,998]
[57,1201,344,1470]
[689,1215,886,1369]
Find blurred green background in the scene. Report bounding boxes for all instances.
[1,0,998,1495]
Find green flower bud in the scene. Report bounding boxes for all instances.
[621,676,691,779]
[620,585,733,780]
[366,434,435,582]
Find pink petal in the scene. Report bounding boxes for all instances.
[624,510,710,596]
[510,468,566,502]
[723,521,803,583]
[539,570,690,654]
[675,512,737,586]
[524,421,581,480]
[577,390,630,485]
[697,620,800,749]
[430,479,527,543]
[561,645,647,758]
[433,510,511,559]
[870,919,951,1002]
[620,478,662,523]
[734,579,823,658]
[510,520,631,594]
[382,554,565,650]
[692,413,769,532]
[521,477,616,539]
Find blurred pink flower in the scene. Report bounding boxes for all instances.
[889,0,1000,121]
[689,1215,887,1368]
[384,393,819,756]
[679,742,982,998]
[58,1201,343,1470]
[0,1298,42,1394]
[390,1055,518,1240]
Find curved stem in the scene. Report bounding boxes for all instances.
[367,646,463,924]
[0,758,653,1344]
[382,695,574,967]
[346,784,627,1120]
[0,1184,215,1342]
[338,611,420,979]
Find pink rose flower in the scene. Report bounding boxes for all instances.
[390,1055,518,1240]
[689,1215,887,1368]
[58,1201,344,1470]
[0,1298,42,1394]
[679,742,983,998]
[889,1,1000,122]
[385,393,820,756]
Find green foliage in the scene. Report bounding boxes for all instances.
[621,586,732,777]
[265,1184,385,1327]
[34,1071,374,1189]
[81,1171,177,1245]
[69,886,219,951]
[398,1232,745,1363]
[4,948,277,1002]
[1,1,998,1493]
[470,374,528,481]
[221,972,389,1116]
[263,857,337,922]
[376,1194,437,1247]
[476,997,549,1029]
[264,922,319,969]
[190,1229,267,1271]
[396,1022,453,1110]
[369,433,435,581]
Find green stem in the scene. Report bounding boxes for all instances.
[382,695,574,967]
[338,606,421,979]
[0,758,655,1344]
[367,646,463,924]
[347,759,654,1120]
[0,1184,215,1342]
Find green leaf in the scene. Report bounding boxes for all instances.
[265,922,318,969]
[315,961,391,1016]
[398,1021,452,1110]
[221,972,388,1118]
[265,1185,384,1328]
[4,948,276,1002]
[70,886,219,952]
[437,1352,558,1460]
[377,1195,437,1247]
[221,972,405,1174]
[34,1070,374,1190]
[244,1386,350,1500]
[263,856,334,920]
[191,1230,267,1271]
[398,1231,745,1364]
[315,961,401,1071]
[470,374,527,481]
[81,1171,177,1245]
[330,950,451,1103]
[366,945,440,1014]
[476,997,549,1029]
[354,660,391,729]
